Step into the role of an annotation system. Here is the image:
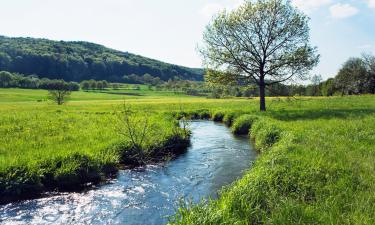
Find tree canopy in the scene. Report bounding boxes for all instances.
[201,0,319,110]
[335,55,375,95]
[0,36,203,82]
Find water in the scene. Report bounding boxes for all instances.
[0,121,257,225]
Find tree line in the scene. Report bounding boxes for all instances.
[0,71,79,91]
[0,36,203,82]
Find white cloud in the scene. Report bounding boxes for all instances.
[291,0,332,13]
[329,3,359,19]
[200,0,243,18]
[367,0,375,8]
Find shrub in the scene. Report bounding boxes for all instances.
[231,115,258,135]
[223,111,243,127]
[40,153,102,190]
[110,141,146,167]
[0,166,42,203]
[212,111,225,122]
[197,109,211,120]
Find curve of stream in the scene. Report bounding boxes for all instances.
[0,121,257,225]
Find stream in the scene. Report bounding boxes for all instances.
[0,121,257,225]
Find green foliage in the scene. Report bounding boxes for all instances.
[223,112,240,127]
[0,35,203,82]
[47,79,73,105]
[0,71,80,91]
[231,114,258,135]
[201,0,319,110]
[251,118,282,151]
[0,166,42,203]
[335,56,375,95]
[212,111,225,122]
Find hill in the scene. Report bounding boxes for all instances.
[0,35,204,82]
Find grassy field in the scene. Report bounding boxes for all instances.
[1,88,375,224]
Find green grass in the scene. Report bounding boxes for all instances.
[171,98,375,225]
[1,88,375,224]
[0,88,192,203]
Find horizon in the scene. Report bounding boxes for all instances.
[0,0,375,80]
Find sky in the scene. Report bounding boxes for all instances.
[0,0,374,80]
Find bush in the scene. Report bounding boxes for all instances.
[0,166,42,203]
[231,115,258,135]
[197,109,211,120]
[39,153,102,190]
[223,112,241,126]
[212,111,225,122]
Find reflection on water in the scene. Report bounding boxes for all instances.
[0,121,257,225]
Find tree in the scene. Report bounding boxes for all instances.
[47,80,72,105]
[80,80,90,90]
[0,71,13,87]
[335,58,368,95]
[0,36,203,82]
[362,53,375,94]
[321,78,335,96]
[96,81,104,90]
[102,80,109,89]
[201,0,319,111]
[311,74,322,96]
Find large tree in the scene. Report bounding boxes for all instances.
[201,0,319,111]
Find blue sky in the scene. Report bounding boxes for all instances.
[0,0,374,80]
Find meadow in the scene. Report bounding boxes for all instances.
[1,88,375,224]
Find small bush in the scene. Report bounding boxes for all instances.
[0,166,42,203]
[212,111,225,122]
[171,111,188,120]
[197,109,211,120]
[223,112,239,126]
[40,153,102,190]
[231,115,258,135]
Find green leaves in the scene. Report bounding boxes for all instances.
[201,0,319,110]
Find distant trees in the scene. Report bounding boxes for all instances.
[80,79,109,90]
[335,55,375,95]
[0,36,203,82]
[81,80,90,90]
[311,75,322,96]
[47,80,72,105]
[320,78,335,96]
[122,74,163,85]
[0,71,80,91]
[200,0,319,111]
[0,71,12,87]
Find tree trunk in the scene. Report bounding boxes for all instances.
[259,80,266,111]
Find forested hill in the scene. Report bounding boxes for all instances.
[0,36,204,82]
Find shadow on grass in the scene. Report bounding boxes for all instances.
[102,92,144,96]
[267,108,375,121]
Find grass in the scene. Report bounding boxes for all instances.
[0,88,192,203]
[171,98,375,224]
[1,88,375,224]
